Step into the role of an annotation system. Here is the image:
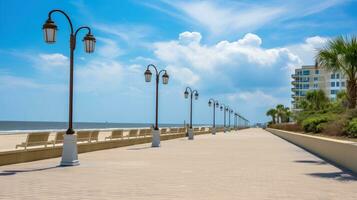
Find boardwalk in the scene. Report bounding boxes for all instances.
[0,128,356,199]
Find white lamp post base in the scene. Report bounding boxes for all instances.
[188,128,194,140]
[212,127,216,135]
[60,134,79,166]
[152,129,160,147]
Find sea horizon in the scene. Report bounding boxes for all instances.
[0,120,211,134]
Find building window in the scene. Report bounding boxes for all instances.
[303,84,309,89]
[331,90,337,95]
[331,82,335,87]
[313,83,318,88]
[336,82,340,87]
[341,81,345,87]
[314,77,318,81]
[303,70,310,75]
[336,73,340,79]
[331,73,335,79]
[315,70,319,74]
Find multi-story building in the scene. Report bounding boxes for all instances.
[291,65,346,110]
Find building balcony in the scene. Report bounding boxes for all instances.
[291,74,297,78]
[291,81,297,85]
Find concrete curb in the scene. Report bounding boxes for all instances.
[266,128,357,174]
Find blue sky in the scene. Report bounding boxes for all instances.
[0,0,356,125]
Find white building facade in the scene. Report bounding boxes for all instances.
[291,65,346,110]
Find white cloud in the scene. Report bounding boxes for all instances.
[228,90,278,107]
[96,37,123,58]
[76,59,123,93]
[94,23,153,45]
[166,1,284,37]
[36,53,68,71]
[145,0,345,38]
[154,32,301,90]
[179,31,202,45]
[287,36,329,65]
[166,65,200,86]
[0,75,41,89]
[237,33,262,47]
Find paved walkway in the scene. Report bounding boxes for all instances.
[0,128,356,199]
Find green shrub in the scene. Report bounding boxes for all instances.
[346,108,357,119]
[269,123,303,132]
[345,118,357,138]
[322,117,348,136]
[302,116,329,133]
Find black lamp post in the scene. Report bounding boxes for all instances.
[43,9,95,166]
[234,113,237,129]
[144,64,169,147]
[220,104,229,133]
[184,87,199,140]
[238,114,242,129]
[228,109,233,131]
[208,99,219,135]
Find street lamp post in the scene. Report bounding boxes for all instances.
[184,87,199,140]
[208,99,219,135]
[234,113,237,130]
[144,64,169,147]
[238,113,242,130]
[220,104,229,133]
[43,9,96,166]
[228,109,233,132]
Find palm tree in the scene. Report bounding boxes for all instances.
[282,107,291,122]
[266,108,277,124]
[317,36,357,108]
[305,90,329,110]
[276,104,285,123]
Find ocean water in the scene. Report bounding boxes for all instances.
[0,121,209,134]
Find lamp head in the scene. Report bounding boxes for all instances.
[42,18,57,43]
[184,90,189,99]
[144,69,152,82]
[194,92,199,100]
[162,71,169,84]
[83,33,96,53]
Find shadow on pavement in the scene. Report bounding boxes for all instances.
[307,172,357,181]
[126,146,152,150]
[0,166,59,176]
[294,160,327,165]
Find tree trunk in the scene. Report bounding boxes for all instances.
[346,79,357,109]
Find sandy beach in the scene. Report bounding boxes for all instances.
[0,129,143,152]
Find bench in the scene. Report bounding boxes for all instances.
[105,129,124,140]
[77,131,91,143]
[146,129,152,137]
[160,128,167,135]
[178,127,186,134]
[139,129,151,137]
[90,131,99,142]
[169,128,178,134]
[16,132,51,150]
[128,129,138,139]
[52,131,65,146]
